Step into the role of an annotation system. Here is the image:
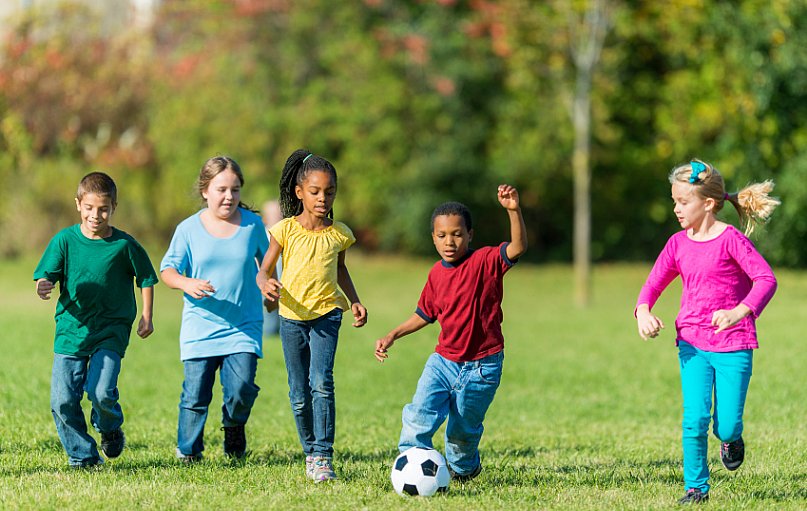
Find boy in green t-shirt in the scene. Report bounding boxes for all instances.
[33,172,158,468]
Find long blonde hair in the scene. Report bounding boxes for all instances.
[668,159,780,236]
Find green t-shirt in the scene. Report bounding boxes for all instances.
[33,225,159,357]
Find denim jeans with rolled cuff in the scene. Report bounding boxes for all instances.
[399,350,504,476]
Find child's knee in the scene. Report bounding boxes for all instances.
[714,421,743,443]
[682,415,710,437]
[86,384,118,407]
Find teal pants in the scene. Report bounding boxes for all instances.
[678,341,753,493]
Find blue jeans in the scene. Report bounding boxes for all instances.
[51,350,124,466]
[279,308,342,457]
[399,351,504,475]
[177,352,260,456]
[678,341,753,493]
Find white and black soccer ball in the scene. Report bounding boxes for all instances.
[390,447,450,497]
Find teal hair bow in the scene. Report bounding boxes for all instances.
[689,161,706,184]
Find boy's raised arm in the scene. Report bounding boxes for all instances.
[498,184,527,260]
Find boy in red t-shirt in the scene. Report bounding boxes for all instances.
[375,184,527,481]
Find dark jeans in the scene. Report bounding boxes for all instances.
[279,308,342,457]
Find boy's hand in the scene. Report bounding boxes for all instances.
[261,278,283,302]
[137,316,154,339]
[497,184,520,210]
[351,302,367,328]
[183,278,215,300]
[374,336,395,362]
[36,278,55,300]
[636,307,664,340]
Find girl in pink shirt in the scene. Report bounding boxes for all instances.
[635,159,779,505]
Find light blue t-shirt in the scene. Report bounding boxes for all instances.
[161,208,269,361]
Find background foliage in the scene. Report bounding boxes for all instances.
[1,0,806,264]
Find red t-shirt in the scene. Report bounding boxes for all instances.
[416,243,517,362]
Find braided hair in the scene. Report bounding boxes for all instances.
[278,149,338,218]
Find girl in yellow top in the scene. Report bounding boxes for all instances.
[258,149,367,482]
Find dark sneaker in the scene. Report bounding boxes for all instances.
[678,488,709,504]
[222,425,247,459]
[721,437,745,471]
[70,457,104,470]
[175,448,203,464]
[100,429,126,459]
[448,463,482,482]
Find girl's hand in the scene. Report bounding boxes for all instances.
[182,278,215,299]
[137,316,154,339]
[36,278,55,300]
[636,307,664,340]
[351,302,367,328]
[497,184,520,210]
[712,304,751,333]
[375,336,395,362]
[261,278,283,301]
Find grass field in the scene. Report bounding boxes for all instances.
[1,253,805,510]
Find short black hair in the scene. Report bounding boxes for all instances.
[430,201,472,231]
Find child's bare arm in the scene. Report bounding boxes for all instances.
[375,313,429,362]
[497,184,527,260]
[257,237,282,301]
[161,267,215,299]
[137,286,154,338]
[337,250,367,327]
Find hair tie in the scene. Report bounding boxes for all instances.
[724,193,730,200]
[688,161,706,184]
[303,153,313,163]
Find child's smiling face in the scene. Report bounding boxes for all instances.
[431,214,473,263]
[75,192,114,239]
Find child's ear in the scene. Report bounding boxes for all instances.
[75,198,81,212]
[468,228,474,241]
[295,185,303,199]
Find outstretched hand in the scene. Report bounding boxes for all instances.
[497,184,520,210]
[374,336,395,363]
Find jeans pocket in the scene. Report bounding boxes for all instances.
[477,360,502,386]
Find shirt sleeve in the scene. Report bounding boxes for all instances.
[731,233,777,317]
[415,269,438,323]
[160,223,190,275]
[268,219,287,248]
[33,230,67,283]
[635,237,680,314]
[336,222,356,251]
[128,237,159,288]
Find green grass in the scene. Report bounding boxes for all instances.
[1,254,805,510]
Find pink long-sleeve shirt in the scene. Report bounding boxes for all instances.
[636,225,777,352]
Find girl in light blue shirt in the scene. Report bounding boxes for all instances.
[161,156,268,462]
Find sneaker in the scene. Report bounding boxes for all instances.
[100,428,126,459]
[222,425,247,459]
[305,455,315,479]
[311,456,337,482]
[69,457,104,470]
[720,437,745,471]
[175,447,203,464]
[448,463,482,482]
[678,488,709,504]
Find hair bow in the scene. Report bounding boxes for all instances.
[689,161,706,184]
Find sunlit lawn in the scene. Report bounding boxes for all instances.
[1,253,805,510]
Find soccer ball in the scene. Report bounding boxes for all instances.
[390,447,450,497]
